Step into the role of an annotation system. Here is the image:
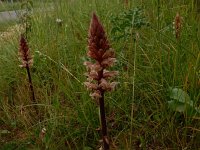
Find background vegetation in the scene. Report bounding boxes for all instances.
[0,0,50,12]
[0,0,199,149]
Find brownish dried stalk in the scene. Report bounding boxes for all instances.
[19,35,38,114]
[174,12,182,40]
[124,0,128,7]
[84,13,118,150]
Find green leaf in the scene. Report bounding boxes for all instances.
[167,87,200,116]
[168,100,188,112]
[169,87,193,106]
[168,100,200,116]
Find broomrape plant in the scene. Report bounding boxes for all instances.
[84,13,118,150]
[174,12,182,40]
[18,35,38,114]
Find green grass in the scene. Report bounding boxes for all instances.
[0,0,52,12]
[0,21,16,32]
[0,1,21,12]
[0,0,200,149]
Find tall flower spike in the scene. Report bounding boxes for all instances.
[174,12,182,40]
[84,12,119,150]
[88,13,110,61]
[18,35,33,68]
[86,13,118,93]
[18,35,38,117]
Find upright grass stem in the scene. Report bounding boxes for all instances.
[157,0,164,86]
[130,34,137,148]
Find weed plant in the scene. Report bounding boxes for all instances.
[0,0,200,149]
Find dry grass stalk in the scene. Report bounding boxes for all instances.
[124,0,128,7]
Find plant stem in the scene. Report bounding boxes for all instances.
[130,33,137,148]
[157,0,164,85]
[26,66,38,114]
[99,92,109,150]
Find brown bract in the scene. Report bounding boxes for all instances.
[18,35,33,68]
[84,13,118,100]
[88,13,111,62]
[174,13,182,40]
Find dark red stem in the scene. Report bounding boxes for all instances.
[26,66,38,114]
[98,69,109,150]
[99,92,109,150]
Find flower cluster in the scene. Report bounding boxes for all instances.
[174,12,182,40]
[84,13,118,100]
[18,35,33,68]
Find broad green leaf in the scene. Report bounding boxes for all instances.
[168,100,188,112]
[168,100,200,115]
[169,87,193,106]
[168,87,200,116]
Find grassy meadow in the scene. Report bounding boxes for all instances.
[0,0,50,12]
[0,1,21,12]
[0,0,200,149]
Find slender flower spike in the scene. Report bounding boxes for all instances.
[18,35,38,116]
[174,12,182,40]
[18,35,33,68]
[84,12,119,150]
[85,13,118,96]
